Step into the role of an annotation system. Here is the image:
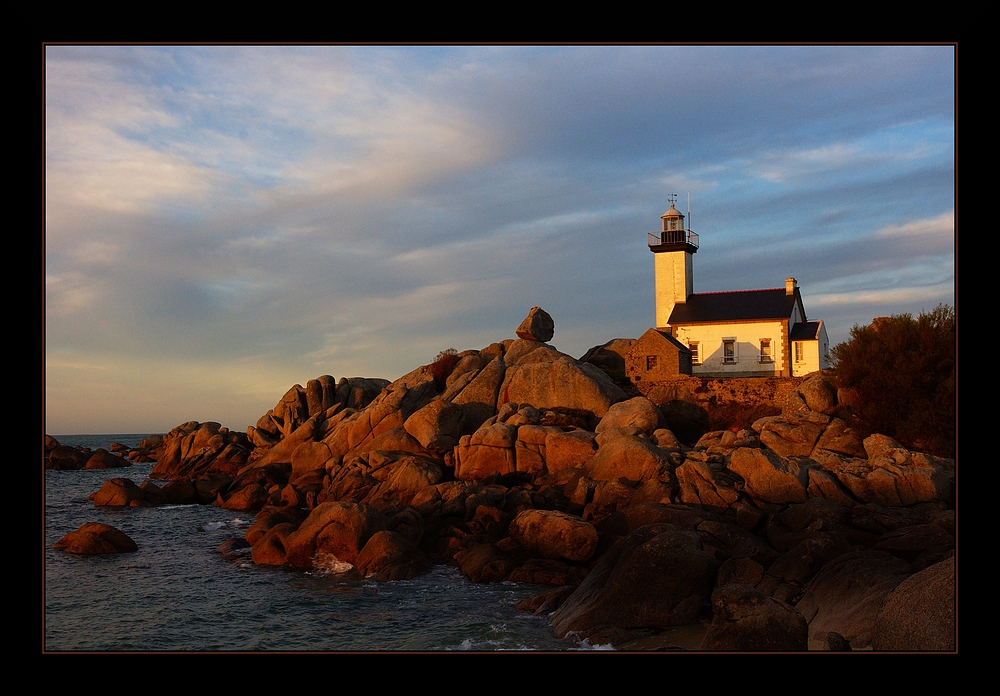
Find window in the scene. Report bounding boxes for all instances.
[759,338,773,363]
[646,355,658,370]
[794,342,805,363]
[723,338,737,364]
[689,341,700,365]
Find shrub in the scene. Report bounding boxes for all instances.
[831,305,955,457]
[429,348,459,390]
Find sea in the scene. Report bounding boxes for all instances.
[44,434,597,652]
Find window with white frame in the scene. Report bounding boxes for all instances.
[759,338,773,363]
[723,338,737,364]
[689,341,700,365]
[794,341,805,363]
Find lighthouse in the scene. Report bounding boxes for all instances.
[638,199,829,378]
[648,196,699,330]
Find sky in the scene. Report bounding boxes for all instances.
[44,45,955,435]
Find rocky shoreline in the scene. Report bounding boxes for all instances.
[48,307,956,651]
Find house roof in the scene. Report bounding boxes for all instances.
[630,328,692,359]
[789,321,822,341]
[668,287,802,325]
[653,329,692,353]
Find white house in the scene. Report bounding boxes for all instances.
[645,200,830,378]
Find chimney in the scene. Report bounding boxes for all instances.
[785,277,797,296]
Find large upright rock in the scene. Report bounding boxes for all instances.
[825,452,952,507]
[454,423,518,480]
[45,443,92,470]
[596,397,662,435]
[403,398,463,454]
[515,306,554,342]
[452,355,506,432]
[728,447,811,504]
[582,435,672,483]
[508,509,598,563]
[251,375,387,446]
[579,338,637,376]
[795,550,912,649]
[700,584,808,651]
[797,373,839,414]
[759,413,827,457]
[550,524,717,639]
[84,449,131,469]
[355,530,431,582]
[89,478,149,507]
[502,360,626,419]
[284,501,387,568]
[872,557,955,651]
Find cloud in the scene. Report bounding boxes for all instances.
[44,46,955,433]
[756,142,866,184]
[875,210,954,239]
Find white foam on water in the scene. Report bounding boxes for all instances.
[565,632,616,651]
[312,551,355,575]
[578,640,615,651]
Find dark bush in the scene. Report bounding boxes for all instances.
[831,305,955,458]
[429,348,459,390]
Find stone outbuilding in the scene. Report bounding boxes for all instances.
[625,328,692,383]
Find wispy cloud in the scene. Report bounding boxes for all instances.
[44,45,955,433]
[875,210,954,239]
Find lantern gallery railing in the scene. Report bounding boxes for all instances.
[648,229,699,248]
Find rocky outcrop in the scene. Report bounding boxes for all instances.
[872,557,955,651]
[582,435,672,483]
[580,338,636,379]
[794,550,913,650]
[284,501,387,569]
[88,478,166,507]
[403,398,463,455]
[700,584,808,651]
[251,376,377,445]
[355,530,432,581]
[501,360,627,419]
[550,524,718,641]
[52,523,138,554]
[595,397,662,435]
[69,316,952,651]
[508,509,598,563]
[45,436,131,470]
[149,421,252,480]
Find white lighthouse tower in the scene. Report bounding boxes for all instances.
[648,195,699,330]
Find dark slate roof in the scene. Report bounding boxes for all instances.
[654,329,693,353]
[789,321,821,341]
[668,288,800,324]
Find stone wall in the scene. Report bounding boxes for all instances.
[640,375,804,409]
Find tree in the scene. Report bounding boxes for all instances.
[831,305,955,458]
